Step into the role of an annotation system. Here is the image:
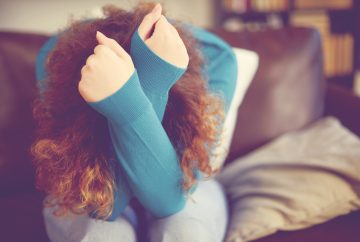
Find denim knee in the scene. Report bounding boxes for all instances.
[148,218,217,242]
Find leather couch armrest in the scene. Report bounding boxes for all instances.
[324,83,360,136]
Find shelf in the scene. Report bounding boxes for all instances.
[328,74,354,89]
[221,10,289,22]
[218,0,359,90]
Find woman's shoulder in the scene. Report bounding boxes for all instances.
[183,23,237,76]
[183,24,238,113]
[182,24,237,72]
[183,23,234,56]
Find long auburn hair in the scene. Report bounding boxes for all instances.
[31,2,225,219]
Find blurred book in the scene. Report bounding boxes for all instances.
[220,0,358,88]
[290,11,353,77]
[223,0,250,13]
[294,0,353,10]
[252,0,289,12]
[223,0,288,12]
[290,10,329,35]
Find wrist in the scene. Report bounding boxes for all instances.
[130,30,186,94]
[86,69,152,126]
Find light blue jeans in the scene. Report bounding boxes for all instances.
[43,178,228,242]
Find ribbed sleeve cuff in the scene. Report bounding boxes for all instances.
[87,70,152,126]
[130,30,186,94]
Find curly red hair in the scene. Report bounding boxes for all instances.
[31,2,225,220]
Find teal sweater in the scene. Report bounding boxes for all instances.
[36,24,237,220]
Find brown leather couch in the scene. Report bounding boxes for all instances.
[1,26,359,242]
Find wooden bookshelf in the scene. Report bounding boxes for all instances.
[215,0,359,90]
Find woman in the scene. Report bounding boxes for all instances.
[32,2,237,242]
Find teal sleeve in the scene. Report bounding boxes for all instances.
[129,28,202,193]
[87,70,186,218]
[126,24,238,195]
[130,29,186,121]
[130,25,237,115]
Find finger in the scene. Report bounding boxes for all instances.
[80,65,88,76]
[168,23,180,35]
[137,3,162,40]
[96,31,128,58]
[86,54,96,67]
[151,15,171,37]
[94,44,109,56]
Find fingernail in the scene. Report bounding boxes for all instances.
[97,31,106,38]
[151,3,161,14]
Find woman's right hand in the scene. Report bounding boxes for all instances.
[137,3,189,69]
[78,31,135,103]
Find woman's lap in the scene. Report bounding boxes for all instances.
[43,178,228,242]
[145,178,228,242]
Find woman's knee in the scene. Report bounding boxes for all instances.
[147,180,228,242]
[148,217,221,242]
[43,205,137,242]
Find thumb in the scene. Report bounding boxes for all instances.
[137,3,162,40]
[96,31,127,58]
[151,15,170,37]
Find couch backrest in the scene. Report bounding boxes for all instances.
[0,32,48,195]
[210,27,325,162]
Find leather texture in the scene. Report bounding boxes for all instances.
[210,27,326,161]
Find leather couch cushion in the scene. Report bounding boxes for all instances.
[210,27,326,161]
[0,191,48,241]
[0,32,48,194]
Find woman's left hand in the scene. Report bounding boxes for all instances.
[137,3,189,69]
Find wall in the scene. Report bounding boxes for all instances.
[0,0,214,34]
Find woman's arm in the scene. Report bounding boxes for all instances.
[130,29,186,121]
[130,6,188,121]
[80,31,188,218]
[87,69,187,218]
[129,6,237,124]
[122,16,238,200]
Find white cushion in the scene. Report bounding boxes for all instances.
[211,48,259,170]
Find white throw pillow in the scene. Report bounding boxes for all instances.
[211,48,259,170]
[216,117,360,242]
